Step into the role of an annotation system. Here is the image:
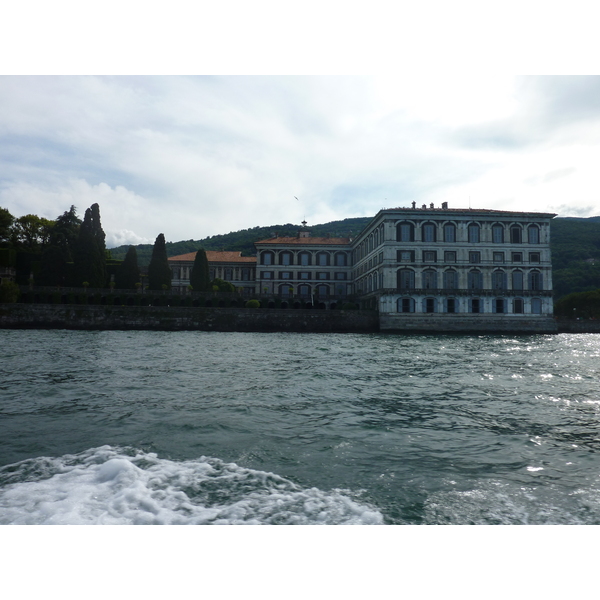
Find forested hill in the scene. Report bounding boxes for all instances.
[109,215,600,300]
[109,217,371,265]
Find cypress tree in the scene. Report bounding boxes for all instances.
[115,246,140,289]
[148,233,171,290]
[190,248,211,291]
[74,203,106,288]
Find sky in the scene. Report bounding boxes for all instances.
[1,75,599,248]
[2,1,600,249]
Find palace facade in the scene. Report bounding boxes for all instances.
[168,204,556,331]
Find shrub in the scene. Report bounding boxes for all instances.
[341,302,358,310]
[0,281,20,303]
[245,299,260,308]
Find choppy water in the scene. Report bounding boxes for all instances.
[1,330,600,525]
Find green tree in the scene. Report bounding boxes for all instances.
[0,207,14,243]
[148,233,171,290]
[211,277,235,292]
[190,249,211,291]
[0,280,20,303]
[39,205,81,286]
[115,246,140,289]
[10,214,54,250]
[74,203,106,288]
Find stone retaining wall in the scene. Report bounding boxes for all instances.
[0,304,379,333]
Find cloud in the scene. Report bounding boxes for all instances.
[2,76,600,247]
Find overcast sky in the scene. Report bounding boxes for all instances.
[1,75,599,248]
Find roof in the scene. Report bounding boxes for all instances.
[255,237,351,246]
[168,251,256,263]
[383,207,557,218]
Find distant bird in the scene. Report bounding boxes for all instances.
[294,196,299,201]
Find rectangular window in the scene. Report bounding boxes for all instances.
[261,271,273,279]
[469,252,481,264]
[528,227,540,244]
[495,298,505,313]
[444,251,456,263]
[512,253,523,263]
[447,298,456,313]
[493,252,504,263]
[224,268,233,280]
[300,254,310,266]
[529,253,540,263]
[280,272,291,279]
[423,251,437,262]
[379,252,383,264]
[317,272,328,280]
[471,298,480,313]
[398,250,414,262]
[335,272,347,280]
[299,272,311,280]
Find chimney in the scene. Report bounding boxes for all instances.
[441,201,448,209]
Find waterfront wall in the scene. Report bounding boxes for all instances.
[3,304,599,335]
[380,313,558,334]
[0,304,379,333]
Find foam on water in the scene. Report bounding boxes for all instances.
[0,446,383,525]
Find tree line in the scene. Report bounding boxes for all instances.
[0,204,214,293]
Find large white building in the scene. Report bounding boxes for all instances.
[350,203,555,331]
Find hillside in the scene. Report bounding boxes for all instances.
[108,215,600,300]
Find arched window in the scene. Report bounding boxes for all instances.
[512,270,524,290]
[468,223,480,243]
[261,251,274,265]
[279,252,292,266]
[279,284,292,296]
[492,224,504,244]
[510,225,522,244]
[398,297,415,313]
[528,270,543,291]
[445,298,457,313]
[422,268,438,290]
[397,269,415,290]
[492,270,507,290]
[396,222,415,242]
[374,229,379,247]
[299,252,311,266]
[469,298,481,313]
[335,252,347,266]
[513,298,524,314]
[443,269,457,289]
[298,284,310,297]
[528,225,540,244]
[422,222,437,242]
[316,252,330,266]
[494,298,505,313]
[443,223,456,243]
[468,269,482,289]
[423,297,436,313]
[368,235,373,252]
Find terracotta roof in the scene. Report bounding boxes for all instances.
[255,237,351,245]
[168,251,256,263]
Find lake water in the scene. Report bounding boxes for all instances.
[1,329,600,525]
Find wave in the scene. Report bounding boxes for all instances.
[0,446,383,525]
